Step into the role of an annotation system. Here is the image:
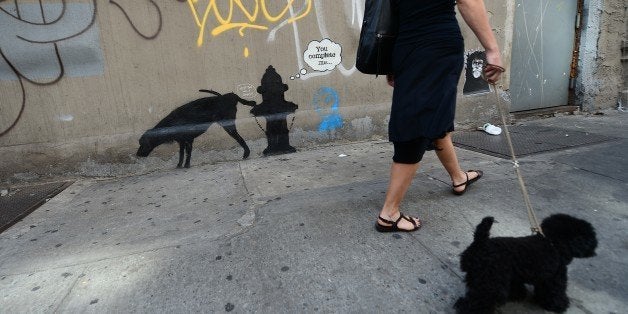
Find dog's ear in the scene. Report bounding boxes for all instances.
[569,234,597,258]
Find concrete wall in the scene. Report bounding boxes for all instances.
[0,0,623,182]
[578,0,627,111]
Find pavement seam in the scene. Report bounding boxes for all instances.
[408,234,464,281]
[0,229,248,276]
[424,173,449,188]
[236,160,262,231]
[53,267,85,313]
[237,161,253,197]
[552,161,627,183]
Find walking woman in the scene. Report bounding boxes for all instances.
[376,0,504,232]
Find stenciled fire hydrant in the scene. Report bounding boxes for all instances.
[250,66,298,156]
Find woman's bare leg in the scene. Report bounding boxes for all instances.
[377,162,422,230]
[433,133,480,193]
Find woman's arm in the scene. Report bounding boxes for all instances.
[457,0,503,82]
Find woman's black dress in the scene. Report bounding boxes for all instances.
[389,0,464,142]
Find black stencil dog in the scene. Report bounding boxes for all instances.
[137,90,255,168]
[455,214,597,313]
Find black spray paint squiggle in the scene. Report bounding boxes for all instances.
[0,0,166,138]
[109,0,162,40]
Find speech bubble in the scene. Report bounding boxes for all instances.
[236,83,256,98]
[303,38,342,72]
[290,68,308,80]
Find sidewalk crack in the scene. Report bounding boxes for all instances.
[238,161,253,196]
[53,267,86,313]
[554,161,626,183]
[410,235,464,281]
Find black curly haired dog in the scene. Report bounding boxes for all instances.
[455,214,597,313]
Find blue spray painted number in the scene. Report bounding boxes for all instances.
[312,87,343,132]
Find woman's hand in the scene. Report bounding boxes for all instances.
[386,74,395,87]
[483,49,504,84]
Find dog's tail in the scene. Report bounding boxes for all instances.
[473,216,494,242]
[199,89,221,96]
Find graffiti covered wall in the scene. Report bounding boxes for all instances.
[0,0,620,179]
[0,0,391,177]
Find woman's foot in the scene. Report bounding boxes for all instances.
[376,212,422,232]
[452,170,483,195]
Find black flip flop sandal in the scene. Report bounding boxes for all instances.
[375,213,422,232]
[452,170,483,196]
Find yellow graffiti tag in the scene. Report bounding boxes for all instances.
[186,0,312,48]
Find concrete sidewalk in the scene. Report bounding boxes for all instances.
[1,111,626,313]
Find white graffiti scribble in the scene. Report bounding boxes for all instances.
[267,0,363,80]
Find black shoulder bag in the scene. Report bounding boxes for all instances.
[356,0,398,76]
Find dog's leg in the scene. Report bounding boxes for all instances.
[221,124,250,159]
[508,280,527,301]
[533,267,569,312]
[454,297,473,314]
[184,141,193,168]
[456,272,509,314]
[455,290,501,314]
[177,141,185,168]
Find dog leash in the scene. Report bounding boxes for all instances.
[254,115,296,133]
[484,64,545,236]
